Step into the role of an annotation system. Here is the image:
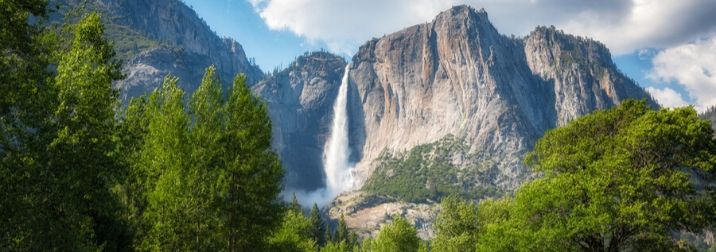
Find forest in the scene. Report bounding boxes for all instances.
[2,1,716,251]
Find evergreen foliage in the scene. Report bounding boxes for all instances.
[49,12,127,250]
[1,1,59,249]
[310,203,327,246]
[477,100,716,251]
[372,216,421,252]
[432,195,479,252]
[1,5,285,249]
[131,68,284,251]
[267,208,317,252]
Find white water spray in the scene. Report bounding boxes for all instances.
[323,64,356,195]
[289,64,356,207]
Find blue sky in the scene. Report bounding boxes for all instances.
[182,0,334,72]
[182,0,716,111]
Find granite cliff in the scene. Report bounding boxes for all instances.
[53,0,263,100]
[326,5,656,237]
[345,6,654,190]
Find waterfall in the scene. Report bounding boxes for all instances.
[290,64,356,207]
[323,64,355,195]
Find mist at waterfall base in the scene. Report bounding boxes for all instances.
[285,65,357,208]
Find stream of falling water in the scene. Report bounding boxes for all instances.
[292,64,356,207]
[323,64,356,196]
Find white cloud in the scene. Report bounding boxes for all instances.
[645,87,688,108]
[649,37,716,112]
[248,0,716,55]
[559,0,716,54]
[251,0,453,54]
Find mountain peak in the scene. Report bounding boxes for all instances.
[433,4,491,28]
[351,6,655,195]
[439,5,488,19]
[290,51,345,70]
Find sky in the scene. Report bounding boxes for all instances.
[182,0,716,111]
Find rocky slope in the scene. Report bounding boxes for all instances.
[327,5,655,237]
[53,0,263,100]
[252,52,346,191]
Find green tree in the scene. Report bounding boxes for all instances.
[418,240,430,252]
[473,198,513,252]
[358,237,375,252]
[0,0,53,136]
[335,214,349,243]
[348,232,359,250]
[325,222,334,243]
[478,100,716,251]
[0,0,58,249]
[322,241,350,252]
[221,74,284,251]
[139,76,192,251]
[310,203,327,246]
[133,68,284,251]
[432,195,479,252]
[46,12,129,250]
[267,209,318,252]
[290,193,302,213]
[115,96,151,243]
[185,65,225,250]
[373,216,420,252]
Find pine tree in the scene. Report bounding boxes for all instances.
[116,96,151,241]
[290,193,302,213]
[185,65,225,250]
[309,203,326,246]
[325,223,334,243]
[335,214,349,243]
[48,12,128,250]
[348,232,359,250]
[267,209,317,251]
[0,0,58,249]
[222,74,284,251]
[140,76,192,250]
[373,216,420,252]
[432,195,479,251]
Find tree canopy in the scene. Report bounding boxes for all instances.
[478,100,716,251]
[372,216,421,252]
[432,195,480,252]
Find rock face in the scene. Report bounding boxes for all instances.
[54,0,263,100]
[347,5,654,189]
[253,52,346,191]
[330,5,655,237]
